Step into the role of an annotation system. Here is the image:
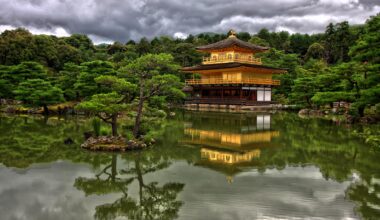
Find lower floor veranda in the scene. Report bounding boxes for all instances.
[184,85,274,105]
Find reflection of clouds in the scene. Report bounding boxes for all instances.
[145,163,358,220]
[0,161,359,220]
[0,162,119,220]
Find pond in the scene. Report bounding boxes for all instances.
[0,111,379,220]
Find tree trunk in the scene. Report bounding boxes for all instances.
[306,97,312,108]
[43,104,49,115]
[111,114,118,136]
[133,98,144,138]
[354,82,360,98]
[358,105,365,117]
[111,154,117,182]
[135,154,144,207]
[133,80,145,138]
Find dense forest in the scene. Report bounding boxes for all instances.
[0,13,379,141]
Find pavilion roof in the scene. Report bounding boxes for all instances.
[182,62,287,73]
[196,35,268,52]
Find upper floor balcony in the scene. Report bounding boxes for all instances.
[185,78,280,86]
[202,56,262,65]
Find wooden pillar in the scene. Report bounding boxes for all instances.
[240,87,243,105]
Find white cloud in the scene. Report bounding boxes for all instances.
[174,32,188,39]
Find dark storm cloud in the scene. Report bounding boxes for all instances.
[0,0,379,43]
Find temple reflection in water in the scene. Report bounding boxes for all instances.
[182,112,279,181]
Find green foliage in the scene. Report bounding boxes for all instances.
[75,71,136,136]
[0,62,49,100]
[76,92,128,115]
[64,34,94,51]
[323,21,361,64]
[121,53,184,107]
[76,92,128,136]
[92,118,101,137]
[95,75,137,95]
[107,41,126,55]
[289,33,313,55]
[136,37,151,55]
[57,63,84,100]
[311,91,356,106]
[349,14,380,64]
[120,53,184,137]
[10,61,48,81]
[0,28,35,65]
[249,36,269,47]
[121,53,180,79]
[74,61,116,98]
[14,79,64,109]
[353,121,380,150]
[305,42,325,60]
[290,76,318,107]
[0,29,83,70]
[0,65,13,99]
[173,42,202,68]
[100,127,112,136]
[278,14,380,116]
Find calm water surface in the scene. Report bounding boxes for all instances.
[0,111,379,220]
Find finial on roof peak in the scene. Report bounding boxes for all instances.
[228,29,237,38]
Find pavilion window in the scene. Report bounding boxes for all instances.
[257,88,271,101]
[218,53,226,60]
[257,88,264,101]
[264,88,271,101]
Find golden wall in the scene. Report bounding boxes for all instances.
[200,71,273,81]
[242,72,272,80]
[201,148,261,164]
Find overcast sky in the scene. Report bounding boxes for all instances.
[0,0,379,43]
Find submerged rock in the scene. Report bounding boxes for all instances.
[83,131,94,140]
[64,138,74,145]
[298,109,324,116]
[298,109,310,115]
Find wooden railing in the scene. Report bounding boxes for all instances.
[185,78,280,85]
[185,98,276,105]
[203,56,262,65]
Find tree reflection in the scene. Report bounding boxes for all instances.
[75,152,184,220]
[75,154,133,196]
[347,180,380,219]
[0,115,110,168]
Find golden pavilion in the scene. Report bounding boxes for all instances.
[182,30,286,108]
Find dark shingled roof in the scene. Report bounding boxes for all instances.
[182,62,287,73]
[196,36,268,52]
